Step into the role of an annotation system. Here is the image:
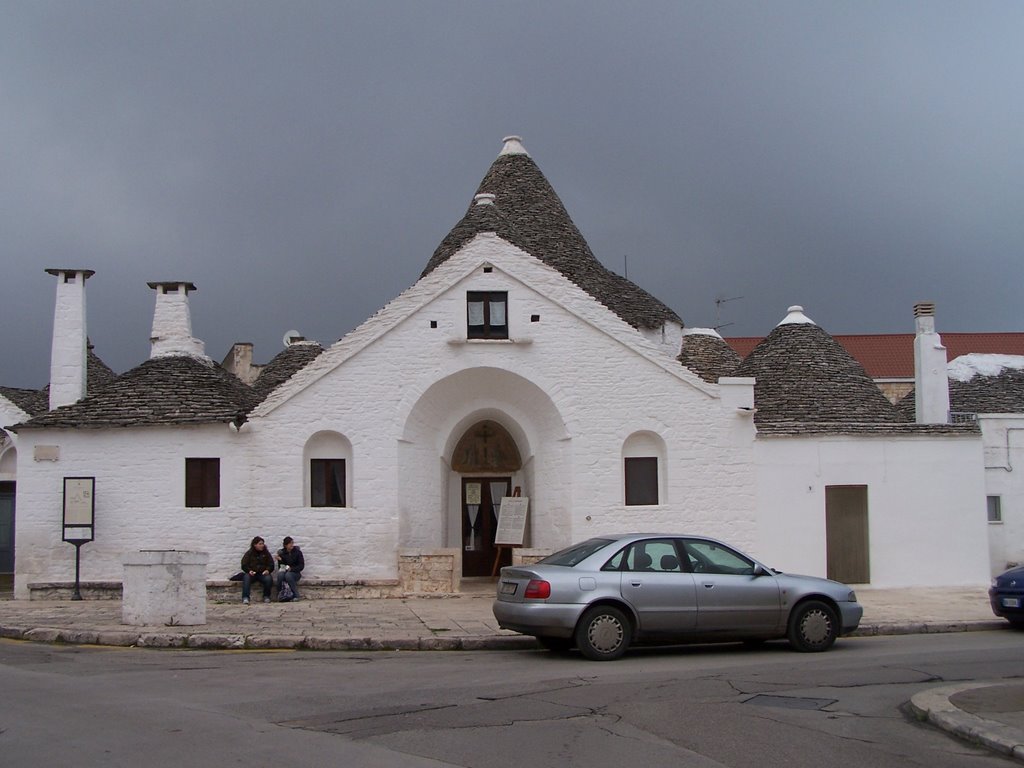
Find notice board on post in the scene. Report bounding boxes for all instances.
[494,496,529,546]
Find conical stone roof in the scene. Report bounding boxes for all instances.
[678,329,742,383]
[422,137,681,330]
[735,306,904,430]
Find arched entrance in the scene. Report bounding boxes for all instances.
[453,420,521,576]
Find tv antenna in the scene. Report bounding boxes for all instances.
[714,295,743,331]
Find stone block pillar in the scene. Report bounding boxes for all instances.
[122,550,209,626]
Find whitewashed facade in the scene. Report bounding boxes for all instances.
[3,138,1000,596]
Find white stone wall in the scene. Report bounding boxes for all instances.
[13,233,760,595]
[754,433,989,587]
[979,414,1024,572]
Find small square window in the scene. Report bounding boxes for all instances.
[467,291,508,339]
[624,457,659,506]
[430,320,437,328]
[988,495,1002,523]
[185,458,220,508]
[531,314,540,322]
[311,459,346,507]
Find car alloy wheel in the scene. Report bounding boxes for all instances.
[575,605,630,661]
[787,599,838,652]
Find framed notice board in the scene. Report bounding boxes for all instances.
[62,476,95,542]
[494,496,529,546]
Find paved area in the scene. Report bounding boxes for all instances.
[2,583,1021,761]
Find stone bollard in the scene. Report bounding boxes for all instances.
[122,550,209,626]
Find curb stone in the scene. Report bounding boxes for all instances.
[910,683,1024,762]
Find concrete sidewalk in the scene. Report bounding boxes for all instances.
[1,583,1020,760]
[0,584,1006,650]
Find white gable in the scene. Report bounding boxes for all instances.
[255,233,714,417]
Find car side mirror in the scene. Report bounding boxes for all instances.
[752,564,769,577]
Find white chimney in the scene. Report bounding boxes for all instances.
[148,281,206,359]
[46,268,94,410]
[913,302,950,424]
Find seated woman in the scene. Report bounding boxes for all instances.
[275,536,305,601]
[240,536,274,604]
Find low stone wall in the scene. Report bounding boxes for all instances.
[28,579,404,601]
[398,549,459,594]
[28,582,123,600]
[512,548,552,566]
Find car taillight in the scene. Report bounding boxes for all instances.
[524,579,551,599]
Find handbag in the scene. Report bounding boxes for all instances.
[228,571,245,582]
[278,580,294,602]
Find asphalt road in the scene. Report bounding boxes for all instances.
[2,631,1021,767]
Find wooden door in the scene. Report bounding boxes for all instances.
[462,477,511,577]
[0,482,14,590]
[826,485,870,584]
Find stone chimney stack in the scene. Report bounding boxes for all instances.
[913,302,950,424]
[148,282,206,359]
[46,268,94,410]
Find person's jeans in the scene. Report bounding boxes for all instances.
[276,570,302,599]
[242,572,273,599]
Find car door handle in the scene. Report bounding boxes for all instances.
[703,583,715,589]
[630,581,643,587]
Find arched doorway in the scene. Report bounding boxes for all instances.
[452,420,521,576]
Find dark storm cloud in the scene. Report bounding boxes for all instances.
[2,1,1022,388]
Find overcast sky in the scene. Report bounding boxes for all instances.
[2,2,1022,389]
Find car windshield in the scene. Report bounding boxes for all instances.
[538,538,614,567]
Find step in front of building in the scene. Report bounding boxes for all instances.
[27,579,405,601]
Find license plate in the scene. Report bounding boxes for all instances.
[1002,597,1021,608]
[500,582,517,595]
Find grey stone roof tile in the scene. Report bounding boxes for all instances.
[897,367,1024,419]
[252,342,324,400]
[735,322,905,429]
[14,356,259,429]
[678,333,742,383]
[422,152,681,330]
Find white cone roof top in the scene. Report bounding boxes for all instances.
[777,305,816,326]
[682,327,724,339]
[499,136,529,156]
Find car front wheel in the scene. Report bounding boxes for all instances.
[575,605,631,661]
[787,600,838,652]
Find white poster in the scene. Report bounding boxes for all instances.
[494,496,529,546]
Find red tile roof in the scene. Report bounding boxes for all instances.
[726,333,1024,379]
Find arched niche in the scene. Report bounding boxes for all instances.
[450,420,522,473]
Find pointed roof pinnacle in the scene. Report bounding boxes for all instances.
[777,305,816,326]
[499,136,529,156]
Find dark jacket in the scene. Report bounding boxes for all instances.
[241,547,275,574]
[277,546,304,574]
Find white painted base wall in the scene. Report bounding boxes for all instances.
[755,433,989,587]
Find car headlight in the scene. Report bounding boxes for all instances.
[992,577,999,588]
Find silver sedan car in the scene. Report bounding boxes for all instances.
[493,534,863,660]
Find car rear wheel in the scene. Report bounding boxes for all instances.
[787,600,838,652]
[575,605,631,661]
[536,635,574,652]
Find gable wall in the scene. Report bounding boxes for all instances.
[250,237,758,565]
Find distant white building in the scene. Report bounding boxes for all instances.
[2,137,996,597]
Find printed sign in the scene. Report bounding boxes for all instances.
[465,483,482,505]
[494,496,529,546]
[63,477,95,541]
